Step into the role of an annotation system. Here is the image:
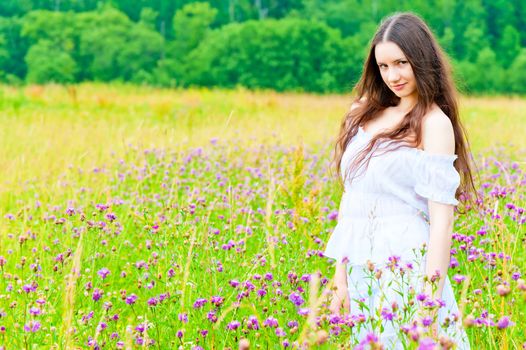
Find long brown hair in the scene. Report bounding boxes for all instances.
[334,12,476,203]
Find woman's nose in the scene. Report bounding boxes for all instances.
[387,68,401,82]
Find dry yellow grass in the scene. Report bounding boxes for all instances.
[0,84,524,204]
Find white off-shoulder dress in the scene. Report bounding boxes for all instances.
[324,127,471,349]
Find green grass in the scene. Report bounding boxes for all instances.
[0,84,524,349]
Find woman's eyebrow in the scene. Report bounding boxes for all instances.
[376,57,407,64]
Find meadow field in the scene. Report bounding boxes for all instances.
[0,84,524,349]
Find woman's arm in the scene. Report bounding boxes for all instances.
[329,262,350,314]
[421,109,457,299]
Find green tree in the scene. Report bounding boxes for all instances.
[185,18,354,93]
[25,39,76,83]
[497,25,521,68]
[0,16,28,79]
[172,2,218,57]
[508,49,526,93]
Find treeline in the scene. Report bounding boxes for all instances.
[0,0,525,94]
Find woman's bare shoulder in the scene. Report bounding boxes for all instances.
[421,105,455,155]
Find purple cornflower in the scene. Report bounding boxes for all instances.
[247,315,260,330]
[178,313,188,323]
[421,316,433,327]
[276,327,286,337]
[147,297,158,306]
[125,294,138,305]
[327,210,338,221]
[263,317,278,328]
[381,308,394,321]
[92,288,104,302]
[497,316,514,329]
[193,298,208,309]
[29,307,41,316]
[207,310,217,323]
[417,338,436,350]
[227,320,240,331]
[453,274,466,283]
[298,308,310,316]
[288,292,305,307]
[210,296,224,307]
[97,267,110,279]
[23,321,41,332]
[22,284,36,293]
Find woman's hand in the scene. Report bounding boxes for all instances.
[328,262,350,315]
[329,279,350,314]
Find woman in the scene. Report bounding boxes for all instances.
[324,12,475,348]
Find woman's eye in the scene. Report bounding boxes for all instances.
[399,61,407,65]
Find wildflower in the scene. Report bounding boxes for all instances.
[97,267,110,279]
[263,317,278,328]
[327,210,338,221]
[497,316,514,329]
[211,296,224,306]
[417,338,436,350]
[453,274,466,283]
[193,298,208,309]
[247,315,260,330]
[92,288,104,302]
[125,294,138,305]
[276,327,286,337]
[227,320,240,330]
[288,292,305,307]
[381,308,394,321]
[178,313,188,323]
[23,321,41,332]
[29,307,41,316]
[298,308,310,316]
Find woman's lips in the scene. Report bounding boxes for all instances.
[392,83,406,91]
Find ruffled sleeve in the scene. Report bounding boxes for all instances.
[413,152,460,205]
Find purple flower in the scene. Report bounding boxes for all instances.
[275,327,286,337]
[147,297,158,306]
[417,338,436,350]
[207,310,217,323]
[193,298,208,309]
[421,316,433,327]
[263,317,279,328]
[176,329,184,338]
[381,308,394,321]
[23,321,41,332]
[298,308,310,316]
[327,210,338,221]
[178,313,188,323]
[29,307,41,316]
[497,316,514,329]
[227,320,240,331]
[92,288,104,302]
[453,274,466,283]
[125,294,138,305]
[210,296,224,307]
[288,292,305,307]
[22,284,36,293]
[247,315,260,330]
[97,267,110,279]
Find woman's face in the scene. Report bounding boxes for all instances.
[374,41,417,100]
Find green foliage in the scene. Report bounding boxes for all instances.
[172,2,217,57]
[25,39,76,83]
[0,0,523,94]
[508,49,526,93]
[185,18,354,92]
[497,25,521,68]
